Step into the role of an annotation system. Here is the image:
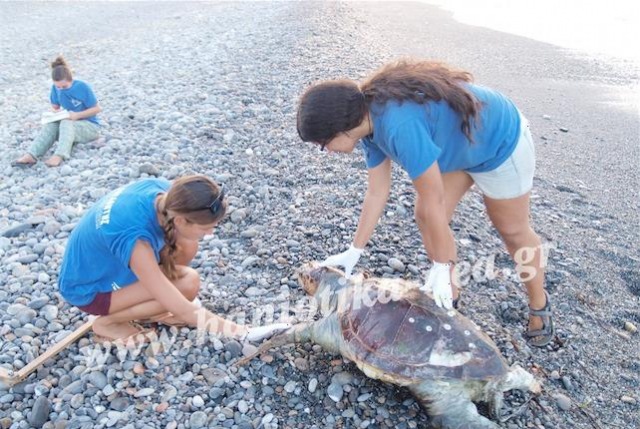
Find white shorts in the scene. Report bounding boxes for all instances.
[469,113,535,200]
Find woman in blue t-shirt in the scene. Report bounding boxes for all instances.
[59,175,287,344]
[12,56,101,168]
[296,59,554,347]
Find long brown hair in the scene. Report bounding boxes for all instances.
[157,175,227,279]
[51,56,73,81]
[361,60,480,141]
[297,59,481,145]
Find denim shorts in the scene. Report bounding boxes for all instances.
[469,113,535,200]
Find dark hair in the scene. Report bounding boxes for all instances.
[51,56,73,81]
[297,59,482,145]
[158,175,227,279]
[296,79,367,146]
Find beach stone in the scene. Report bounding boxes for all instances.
[332,371,354,386]
[138,164,160,176]
[14,307,38,325]
[554,394,572,411]
[327,383,344,402]
[387,258,405,272]
[29,297,50,309]
[28,395,51,428]
[40,305,58,322]
[134,388,155,397]
[1,223,32,237]
[86,372,107,389]
[237,400,249,413]
[284,380,297,393]
[224,340,242,358]
[189,411,208,428]
[109,397,130,411]
[308,378,318,393]
[43,221,62,236]
[201,368,226,385]
[192,395,205,407]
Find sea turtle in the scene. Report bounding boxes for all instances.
[238,263,541,428]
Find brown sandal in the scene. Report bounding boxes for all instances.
[138,312,188,328]
[526,291,555,347]
[93,322,157,347]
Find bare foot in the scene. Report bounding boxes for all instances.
[11,153,37,166]
[44,155,63,167]
[93,319,143,341]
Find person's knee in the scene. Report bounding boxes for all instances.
[176,267,200,301]
[498,225,534,248]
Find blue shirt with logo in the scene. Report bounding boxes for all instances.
[360,83,521,179]
[58,179,170,306]
[49,79,100,125]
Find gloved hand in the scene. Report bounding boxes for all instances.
[421,261,454,310]
[242,322,292,343]
[320,244,363,278]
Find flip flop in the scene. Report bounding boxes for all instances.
[93,322,157,347]
[10,160,36,168]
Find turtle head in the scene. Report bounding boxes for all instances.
[296,262,346,296]
[486,364,542,418]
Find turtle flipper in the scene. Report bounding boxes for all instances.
[413,383,499,429]
[235,323,311,366]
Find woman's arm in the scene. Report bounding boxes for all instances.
[69,105,102,120]
[129,240,246,337]
[412,162,457,263]
[352,158,392,248]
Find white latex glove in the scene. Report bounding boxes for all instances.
[320,244,363,278]
[243,322,291,343]
[421,262,454,310]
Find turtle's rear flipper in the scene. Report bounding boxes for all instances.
[429,412,499,429]
[415,384,500,429]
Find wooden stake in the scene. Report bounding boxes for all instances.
[0,317,95,387]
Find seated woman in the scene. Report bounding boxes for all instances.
[13,55,101,168]
[58,174,278,343]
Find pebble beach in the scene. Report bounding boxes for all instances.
[0,2,638,429]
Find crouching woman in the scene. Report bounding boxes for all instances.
[58,175,248,343]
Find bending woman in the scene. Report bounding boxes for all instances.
[13,56,101,167]
[296,59,554,347]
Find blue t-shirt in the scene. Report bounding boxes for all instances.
[58,178,170,306]
[49,79,100,125]
[361,84,521,179]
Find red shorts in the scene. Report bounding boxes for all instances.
[77,292,112,316]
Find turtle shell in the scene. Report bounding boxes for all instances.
[339,278,508,381]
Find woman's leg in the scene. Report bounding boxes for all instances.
[92,266,200,339]
[16,123,61,162]
[47,120,99,166]
[441,171,475,299]
[483,192,548,334]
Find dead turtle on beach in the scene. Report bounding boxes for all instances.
[238,263,541,428]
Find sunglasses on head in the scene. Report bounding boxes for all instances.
[207,186,225,215]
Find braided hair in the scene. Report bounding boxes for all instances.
[157,175,226,279]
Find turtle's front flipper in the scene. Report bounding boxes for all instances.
[235,323,311,366]
[413,383,499,429]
